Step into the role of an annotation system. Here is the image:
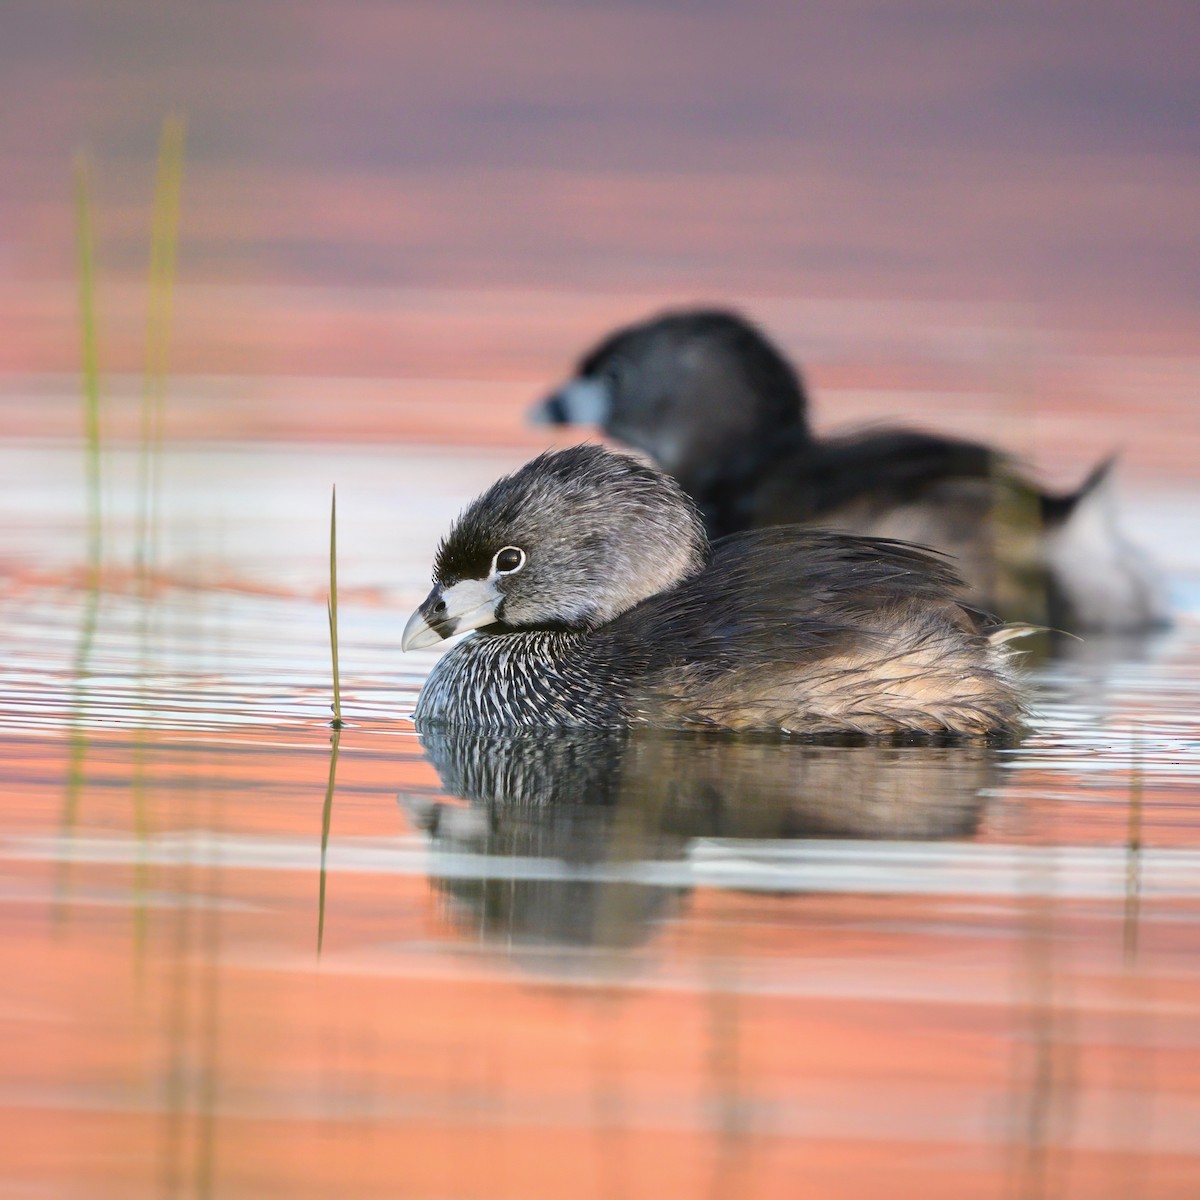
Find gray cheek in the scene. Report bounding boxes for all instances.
[504,570,598,628]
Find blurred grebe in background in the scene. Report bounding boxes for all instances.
[533,308,1167,633]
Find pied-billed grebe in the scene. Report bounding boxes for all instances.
[532,308,1167,632]
[402,445,1026,738]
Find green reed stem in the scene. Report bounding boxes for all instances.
[59,155,105,921]
[131,115,185,969]
[74,155,102,569]
[60,587,99,849]
[317,729,342,956]
[320,486,344,952]
[328,485,344,728]
[137,114,186,576]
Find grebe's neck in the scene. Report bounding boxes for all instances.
[414,629,627,730]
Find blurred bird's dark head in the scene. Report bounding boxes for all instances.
[532,309,812,490]
[402,445,707,650]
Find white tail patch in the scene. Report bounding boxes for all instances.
[1044,468,1169,632]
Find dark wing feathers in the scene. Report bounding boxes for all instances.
[764,429,1004,519]
[700,426,1005,537]
[598,528,977,675]
[709,528,966,603]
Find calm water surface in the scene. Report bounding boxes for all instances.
[2,441,1198,1199]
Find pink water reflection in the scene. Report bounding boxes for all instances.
[2,4,1200,1196]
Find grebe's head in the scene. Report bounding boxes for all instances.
[532,309,810,484]
[402,445,707,649]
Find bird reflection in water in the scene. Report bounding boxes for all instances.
[402,728,1001,953]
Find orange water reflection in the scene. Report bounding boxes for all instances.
[3,630,1200,1197]
[3,2,1200,1192]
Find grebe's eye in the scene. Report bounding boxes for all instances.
[492,546,526,576]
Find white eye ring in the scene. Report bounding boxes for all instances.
[491,546,526,576]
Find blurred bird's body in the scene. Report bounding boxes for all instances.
[535,309,1167,632]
